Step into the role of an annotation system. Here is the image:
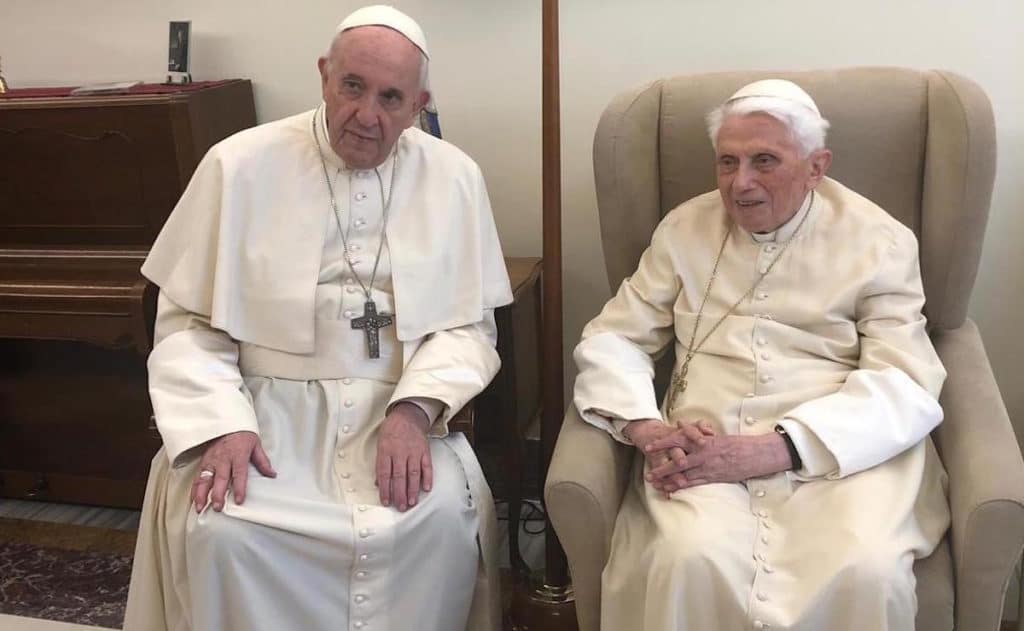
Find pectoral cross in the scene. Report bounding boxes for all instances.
[668,356,693,410]
[351,300,393,359]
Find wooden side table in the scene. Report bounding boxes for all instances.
[475,257,543,574]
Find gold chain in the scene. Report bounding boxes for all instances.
[667,192,814,411]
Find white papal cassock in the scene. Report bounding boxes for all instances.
[574,178,950,631]
[124,108,511,631]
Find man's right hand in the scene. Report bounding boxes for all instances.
[192,430,276,513]
[624,419,714,496]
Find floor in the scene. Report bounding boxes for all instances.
[0,497,547,630]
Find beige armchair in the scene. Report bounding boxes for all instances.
[545,68,1024,631]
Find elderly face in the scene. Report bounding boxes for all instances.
[317,26,429,170]
[715,113,831,233]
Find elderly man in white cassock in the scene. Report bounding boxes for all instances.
[123,6,510,631]
[573,79,950,630]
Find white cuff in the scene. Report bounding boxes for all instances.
[610,419,635,445]
[776,418,840,480]
[393,397,444,424]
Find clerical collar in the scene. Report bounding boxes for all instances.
[749,191,815,243]
[313,105,399,181]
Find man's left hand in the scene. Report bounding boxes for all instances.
[376,402,433,512]
[646,431,792,492]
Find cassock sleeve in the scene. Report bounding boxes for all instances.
[148,292,260,467]
[387,311,500,437]
[778,226,947,479]
[573,218,681,443]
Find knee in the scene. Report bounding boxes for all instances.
[841,543,913,598]
[188,510,256,563]
[646,528,730,578]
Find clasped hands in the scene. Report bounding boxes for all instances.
[624,418,792,498]
[192,402,432,514]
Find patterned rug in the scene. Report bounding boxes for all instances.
[0,517,135,628]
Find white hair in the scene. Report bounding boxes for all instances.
[706,96,830,157]
[324,28,430,93]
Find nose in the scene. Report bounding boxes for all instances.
[733,162,757,192]
[353,95,380,129]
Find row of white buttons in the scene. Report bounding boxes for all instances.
[351,535,374,630]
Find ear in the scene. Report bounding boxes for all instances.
[414,90,431,113]
[807,148,833,187]
[317,57,329,91]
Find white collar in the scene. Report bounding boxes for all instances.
[750,191,814,243]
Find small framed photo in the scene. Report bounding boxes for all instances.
[167,21,192,82]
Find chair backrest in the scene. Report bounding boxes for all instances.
[593,67,996,330]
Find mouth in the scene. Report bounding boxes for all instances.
[342,129,380,143]
[735,200,765,209]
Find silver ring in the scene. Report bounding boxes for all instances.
[198,469,215,480]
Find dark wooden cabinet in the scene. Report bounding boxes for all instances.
[0,80,257,508]
[476,257,543,572]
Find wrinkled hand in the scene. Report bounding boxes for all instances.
[193,430,276,513]
[646,431,791,493]
[625,419,714,495]
[376,402,433,512]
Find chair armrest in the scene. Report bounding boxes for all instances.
[931,319,1024,631]
[448,403,474,443]
[544,405,634,631]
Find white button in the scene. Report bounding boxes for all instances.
[763,564,774,573]
[761,353,770,361]
[355,192,368,201]
[356,571,367,579]
[757,337,767,346]
[354,595,366,604]
[350,243,362,252]
[342,425,352,433]
[759,266,769,274]
[358,504,368,512]
[761,535,769,544]
[761,521,771,530]
[358,528,370,537]
[759,374,773,384]
[346,286,357,294]
[345,278,355,285]
[356,171,368,178]
[758,593,769,602]
[756,552,767,562]
[359,554,369,561]
[755,489,766,497]
[754,620,764,629]
[355,217,366,226]
[744,416,756,425]
[349,258,361,266]
[347,487,356,492]
[344,399,355,408]
[745,392,755,398]
[757,292,768,300]
[342,377,353,385]
[341,472,351,479]
[765,244,777,253]
[758,509,768,518]
[354,622,364,629]
[338,451,346,459]
[344,310,355,318]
